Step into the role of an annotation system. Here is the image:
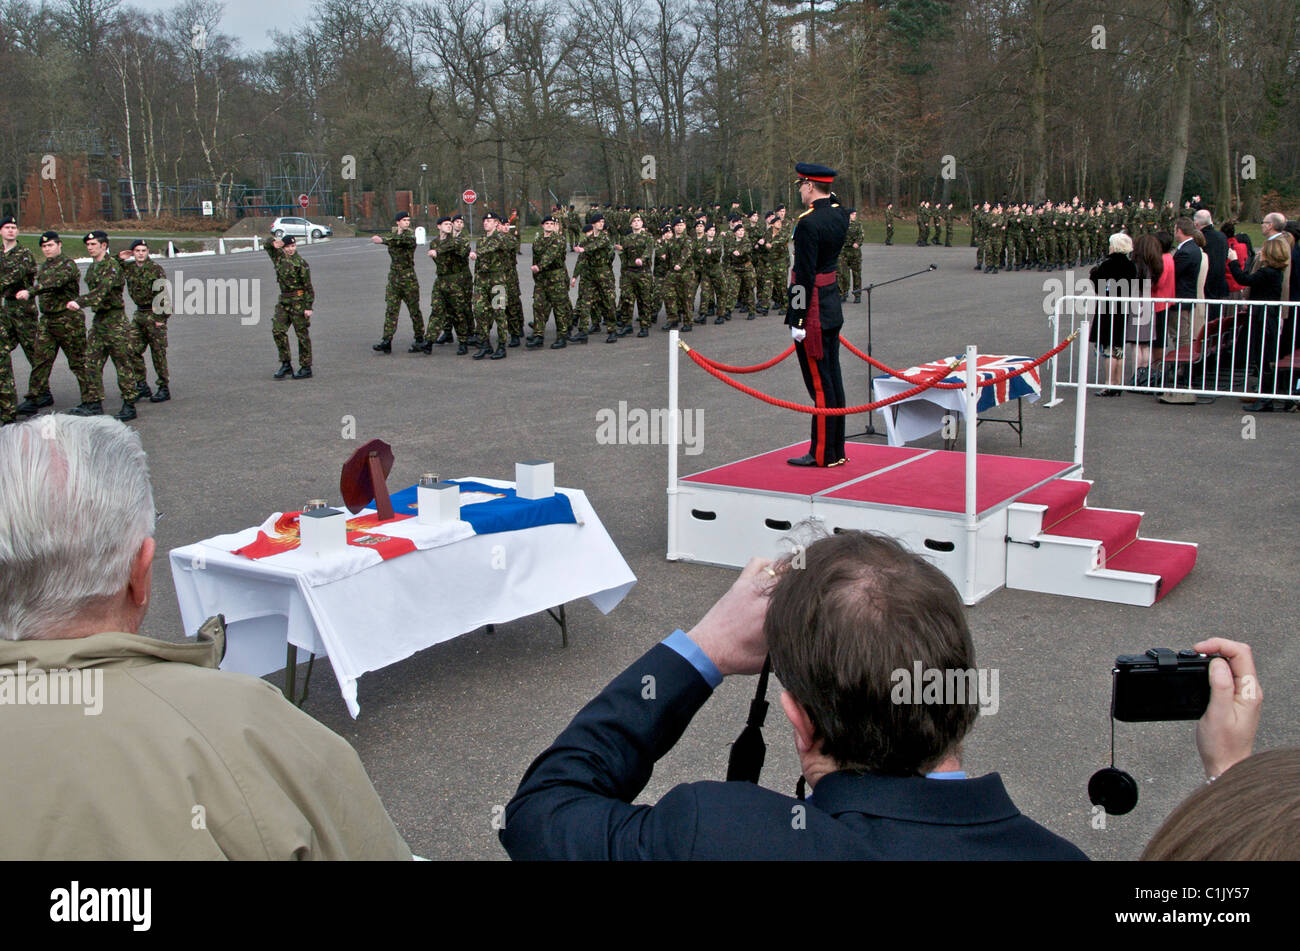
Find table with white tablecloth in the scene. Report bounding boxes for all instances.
[871,354,1042,447]
[169,478,636,717]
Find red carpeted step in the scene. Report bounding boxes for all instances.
[1104,539,1198,602]
[1017,479,1092,530]
[1046,508,1142,556]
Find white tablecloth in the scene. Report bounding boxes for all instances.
[872,355,1041,446]
[169,479,636,716]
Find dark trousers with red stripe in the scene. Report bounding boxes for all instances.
[795,330,846,465]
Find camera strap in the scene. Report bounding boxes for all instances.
[725,655,772,783]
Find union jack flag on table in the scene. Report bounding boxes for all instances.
[894,354,1041,413]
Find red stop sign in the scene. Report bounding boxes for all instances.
[298,194,309,208]
[462,189,477,205]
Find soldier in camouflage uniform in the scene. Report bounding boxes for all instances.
[371,211,425,353]
[755,214,782,314]
[728,221,758,318]
[116,239,171,403]
[500,216,525,347]
[837,208,863,303]
[569,224,595,341]
[984,205,1006,274]
[768,209,791,312]
[266,234,314,379]
[616,213,656,336]
[526,215,572,349]
[884,203,894,245]
[697,222,726,323]
[916,201,929,246]
[71,231,139,420]
[15,232,95,415]
[657,218,692,333]
[575,213,619,343]
[427,215,474,353]
[0,313,12,424]
[1,217,40,409]
[943,203,955,247]
[469,211,513,360]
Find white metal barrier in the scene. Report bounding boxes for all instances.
[1048,294,1300,406]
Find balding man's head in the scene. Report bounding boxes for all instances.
[1194,209,1212,229]
[1263,212,1286,236]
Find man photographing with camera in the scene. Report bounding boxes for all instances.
[500,532,1086,860]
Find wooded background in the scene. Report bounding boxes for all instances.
[1,0,1296,225]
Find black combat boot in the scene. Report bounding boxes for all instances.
[456,342,469,355]
[68,402,103,416]
[15,392,53,415]
[434,330,452,345]
[637,327,649,337]
[113,401,136,421]
[508,334,521,347]
[373,339,392,353]
[409,338,427,353]
[274,362,293,379]
[136,380,153,400]
[852,292,861,303]
[472,342,493,359]
[550,337,567,349]
[293,366,312,379]
[680,321,692,333]
[605,330,619,343]
[150,384,171,403]
[490,343,507,359]
[525,335,545,349]
[617,323,633,336]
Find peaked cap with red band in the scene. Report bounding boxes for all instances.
[794,162,837,184]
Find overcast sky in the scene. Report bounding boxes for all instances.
[134,0,316,52]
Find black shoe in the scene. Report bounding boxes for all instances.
[852,293,861,303]
[693,315,707,325]
[570,332,588,344]
[786,454,818,467]
[706,306,716,316]
[456,342,468,355]
[67,401,103,417]
[1243,400,1274,412]
[680,322,692,332]
[293,366,312,379]
[637,327,649,337]
[408,339,426,353]
[15,393,51,415]
[974,265,982,271]
[550,337,567,349]
[434,330,453,345]
[508,334,521,347]
[714,316,726,325]
[113,401,137,421]
[135,380,153,399]
[525,336,545,349]
[885,240,892,246]
[617,323,633,337]
[420,339,434,354]
[274,362,293,379]
[661,321,676,332]
[1097,388,1122,398]
[373,339,392,353]
[472,345,492,360]
[606,331,619,343]
[149,385,170,403]
[490,344,507,359]
[746,312,756,320]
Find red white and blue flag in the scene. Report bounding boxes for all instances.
[895,354,1041,413]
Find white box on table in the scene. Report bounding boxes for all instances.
[516,460,554,499]
[300,508,347,557]
[418,482,461,523]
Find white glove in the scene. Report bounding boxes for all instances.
[791,327,807,343]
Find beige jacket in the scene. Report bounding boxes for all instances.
[0,618,411,860]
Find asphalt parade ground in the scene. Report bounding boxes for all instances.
[12,236,1297,860]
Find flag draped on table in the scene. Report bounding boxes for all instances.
[234,512,419,561]
[893,354,1041,413]
[380,481,577,535]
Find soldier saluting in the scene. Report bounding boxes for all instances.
[785,162,850,468]
[267,234,314,379]
[371,211,425,354]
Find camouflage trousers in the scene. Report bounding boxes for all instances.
[129,309,169,386]
[506,278,525,337]
[681,268,698,318]
[473,277,511,343]
[383,270,424,341]
[0,321,14,422]
[1042,233,1058,265]
[660,270,691,325]
[837,251,862,296]
[85,310,140,404]
[767,258,787,307]
[574,271,616,332]
[985,234,1005,269]
[1,302,39,396]
[697,267,725,315]
[617,269,655,328]
[273,301,312,368]
[729,264,756,313]
[428,273,472,340]
[885,221,894,243]
[531,270,573,337]
[28,311,92,402]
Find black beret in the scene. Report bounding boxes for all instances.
[582,224,593,234]
[482,211,500,222]
[83,229,109,244]
[436,216,451,224]
[451,214,464,222]
[671,216,684,225]
[38,230,60,244]
[0,215,15,227]
[129,239,148,249]
[589,213,604,223]
[394,211,410,222]
[540,215,555,224]
[282,235,296,245]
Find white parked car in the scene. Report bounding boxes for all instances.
[269,216,333,240]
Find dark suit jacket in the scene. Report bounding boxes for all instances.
[501,643,1088,860]
[1173,239,1201,300]
[1199,226,1229,299]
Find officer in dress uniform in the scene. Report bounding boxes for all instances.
[785,162,850,468]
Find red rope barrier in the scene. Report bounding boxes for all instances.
[678,331,1079,415]
[683,348,963,415]
[692,344,796,374]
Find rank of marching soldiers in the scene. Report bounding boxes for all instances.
[151,272,261,325]
[595,401,704,455]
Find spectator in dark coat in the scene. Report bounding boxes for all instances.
[1089,232,1138,396]
[1228,237,1290,410]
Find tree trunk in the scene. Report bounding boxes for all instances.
[1162,0,1195,205]
[1027,0,1048,203]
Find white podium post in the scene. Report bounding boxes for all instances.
[666,329,680,561]
[963,344,979,605]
